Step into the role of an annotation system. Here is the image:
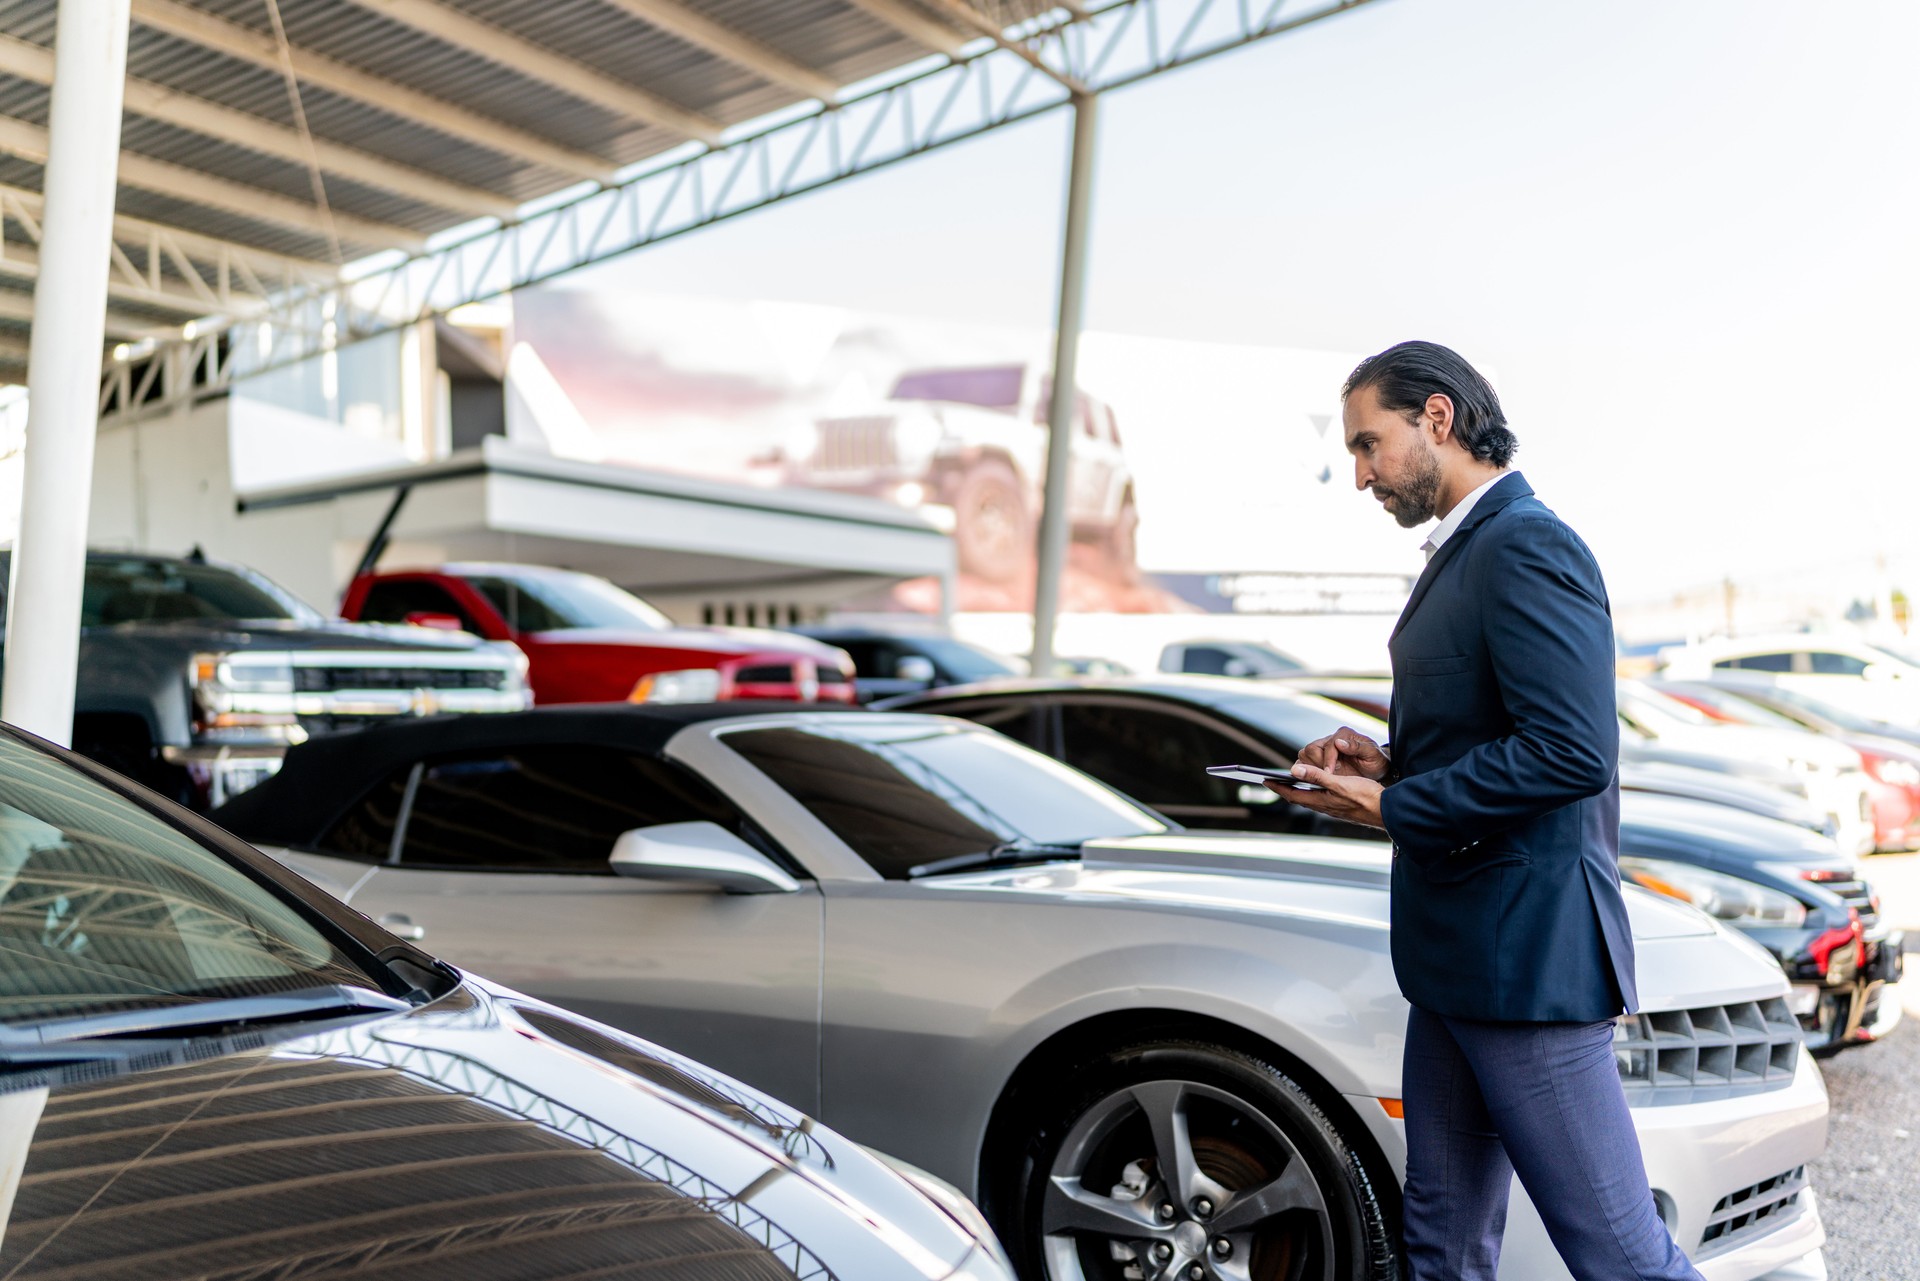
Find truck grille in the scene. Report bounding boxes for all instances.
[1614,998,1802,1105]
[1698,1166,1807,1256]
[813,416,898,472]
[294,665,507,692]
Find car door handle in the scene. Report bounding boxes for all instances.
[376,912,426,942]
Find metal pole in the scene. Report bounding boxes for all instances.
[2,0,132,744]
[1030,91,1098,678]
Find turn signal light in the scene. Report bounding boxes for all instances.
[1377,1098,1404,1119]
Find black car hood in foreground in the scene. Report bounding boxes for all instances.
[0,979,979,1281]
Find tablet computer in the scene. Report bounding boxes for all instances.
[1206,764,1325,792]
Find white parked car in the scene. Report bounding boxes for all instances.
[220,705,1832,1281]
[1660,633,1920,726]
[1620,681,1875,857]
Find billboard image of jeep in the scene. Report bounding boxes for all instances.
[782,363,1136,584]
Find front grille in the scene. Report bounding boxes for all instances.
[734,665,794,684]
[814,416,899,471]
[1699,1166,1807,1256]
[1615,998,1802,1105]
[294,664,506,692]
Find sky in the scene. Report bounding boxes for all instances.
[559,0,1920,616]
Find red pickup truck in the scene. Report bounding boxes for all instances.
[341,564,856,706]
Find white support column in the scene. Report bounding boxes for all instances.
[1029,92,1097,679]
[2,0,132,744]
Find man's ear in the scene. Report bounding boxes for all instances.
[1424,392,1456,446]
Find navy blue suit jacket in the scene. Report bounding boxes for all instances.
[1380,473,1637,1022]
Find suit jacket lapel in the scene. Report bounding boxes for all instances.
[1389,472,1533,641]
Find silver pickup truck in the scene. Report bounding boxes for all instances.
[0,550,531,808]
[785,362,1136,581]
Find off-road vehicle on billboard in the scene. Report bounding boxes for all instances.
[785,363,1137,582]
[0,550,531,809]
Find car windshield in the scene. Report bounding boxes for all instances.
[0,732,372,1026]
[722,720,1166,879]
[6,558,324,628]
[1207,690,1389,749]
[915,637,1022,681]
[1727,682,1886,734]
[468,571,671,634]
[888,365,1023,411]
[1661,684,1810,731]
[1867,642,1920,670]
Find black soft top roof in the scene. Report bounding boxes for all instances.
[213,702,867,849]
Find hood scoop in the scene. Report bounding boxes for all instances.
[1082,833,1394,888]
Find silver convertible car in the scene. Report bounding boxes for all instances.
[216,704,1832,1281]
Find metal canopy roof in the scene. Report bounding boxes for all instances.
[0,0,1378,394]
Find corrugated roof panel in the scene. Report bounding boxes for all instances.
[116,115,457,234]
[459,0,766,111]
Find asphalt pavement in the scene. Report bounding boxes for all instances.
[1812,849,1920,1281]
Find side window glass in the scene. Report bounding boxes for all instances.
[359,580,475,630]
[1181,646,1233,676]
[943,701,1044,750]
[1730,652,1794,673]
[836,640,884,676]
[1809,652,1868,676]
[398,746,741,873]
[315,765,414,862]
[1058,703,1251,808]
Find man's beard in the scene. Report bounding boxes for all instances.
[1375,442,1442,529]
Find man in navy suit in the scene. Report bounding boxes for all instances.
[1278,341,1700,1280]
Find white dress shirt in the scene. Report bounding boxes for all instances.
[1420,470,1514,562]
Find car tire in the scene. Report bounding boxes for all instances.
[995,1039,1398,1281]
[953,458,1034,582]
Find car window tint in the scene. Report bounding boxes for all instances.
[399,746,740,873]
[0,733,368,1023]
[1719,653,1793,673]
[725,721,1163,879]
[1180,647,1234,676]
[315,766,413,862]
[833,639,885,676]
[937,700,1044,749]
[357,579,475,629]
[1058,703,1251,807]
[1808,652,1869,676]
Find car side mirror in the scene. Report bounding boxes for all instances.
[895,655,937,684]
[609,821,799,894]
[405,611,466,631]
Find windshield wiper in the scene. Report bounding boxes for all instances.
[0,984,410,1053]
[908,840,1083,879]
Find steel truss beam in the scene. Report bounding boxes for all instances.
[0,182,336,319]
[107,0,1383,417]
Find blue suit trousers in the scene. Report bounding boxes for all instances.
[1401,1006,1703,1280]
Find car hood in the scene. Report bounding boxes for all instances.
[1071,831,1716,940]
[87,617,507,655]
[1620,792,1853,868]
[949,832,1781,1008]
[0,979,980,1280]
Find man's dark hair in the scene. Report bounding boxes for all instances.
[1341,340,1518,466]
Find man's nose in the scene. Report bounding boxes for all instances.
[1354,458,1373,492]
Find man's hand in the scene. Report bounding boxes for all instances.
[1266,767,1386,829]
[1295,727,1391,781]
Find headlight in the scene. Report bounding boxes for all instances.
[1619,857,1808,927]
[893,409,946,467]
[190,651,300,742]
[782,419,820,461]
[1870,758,1920,787]
[628,668,722,704]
